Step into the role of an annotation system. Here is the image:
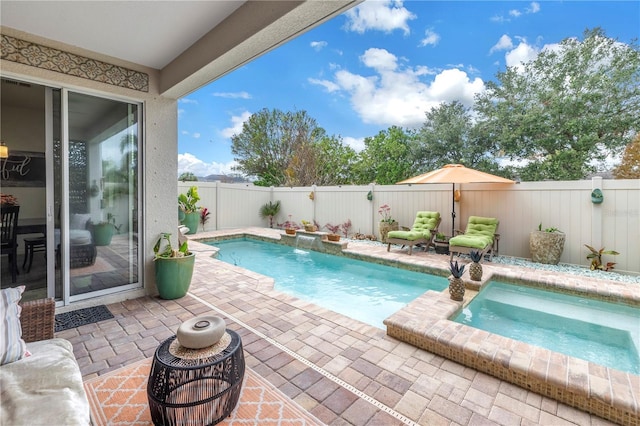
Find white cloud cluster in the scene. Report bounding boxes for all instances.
[212,91,252,99]
[344,0,416,35]
[179,98,198,104]
[181,130,201,139]
[310,41,328,51]
[492,1,540,23]
[311,48,484,128]
[420,29,440,47]
[178,152,237,176]
[220,111,252,139]
[342,136,366,152]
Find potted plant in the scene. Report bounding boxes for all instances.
[468,249,483,281]
[530,223,565,265]
[434,233,450,255]
[301,220,318,232]
[91,213,118,246]
[324,223,341,241]
[585,245,619,271]
[378,204,398,243]
[259,201,281,228]
[178,186,201,235]
[153,232,195,300]
[448,260,466,301]
[281,214,297,235]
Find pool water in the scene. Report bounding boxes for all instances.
[210,238,448,328]
[453,281,640,374]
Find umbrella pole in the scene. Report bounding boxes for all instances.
[451,184,456,237]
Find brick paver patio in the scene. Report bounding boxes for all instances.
[56,228,631,425]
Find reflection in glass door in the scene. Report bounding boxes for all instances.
[57,91,141,301]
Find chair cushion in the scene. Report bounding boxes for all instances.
[449,216,498,248]
[411,211,440,233]
[387,230,426,241]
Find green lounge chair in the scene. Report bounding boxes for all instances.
[386,211,441,255]
[449,216,500,261]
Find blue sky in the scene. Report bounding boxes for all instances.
[177,0,640,177]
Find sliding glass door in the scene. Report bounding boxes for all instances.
[61,91,141,301]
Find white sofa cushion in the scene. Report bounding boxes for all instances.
[0,338,90,425]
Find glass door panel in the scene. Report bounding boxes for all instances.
[65,92,140,299]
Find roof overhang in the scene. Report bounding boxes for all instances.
[0,1,360,98]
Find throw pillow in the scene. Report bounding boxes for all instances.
[0,286,27,365]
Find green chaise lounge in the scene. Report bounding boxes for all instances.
[387,211,441,255]
[449,216,499,261]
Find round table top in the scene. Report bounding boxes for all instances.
[153,329,241,369]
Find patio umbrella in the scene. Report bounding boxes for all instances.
[397,164,515,236]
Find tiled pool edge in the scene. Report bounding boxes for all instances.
[384,288,639,426]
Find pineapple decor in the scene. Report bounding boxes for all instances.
[449,260,466,301]
[469,250,483,281]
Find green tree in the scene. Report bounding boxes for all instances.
[475,28,640,181]
[416,101,504,176]
[289,136,358,186]
[613,135,640,179]
[352,126,418,184]
[231,108,325,186]
[178,172,198,182]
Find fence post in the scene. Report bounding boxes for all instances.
[591,176,603,251]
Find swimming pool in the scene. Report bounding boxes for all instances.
[453,281,640,374]
[210,238,448,328]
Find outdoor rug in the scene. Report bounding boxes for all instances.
[83,358,322,426]
[55,305,114,332]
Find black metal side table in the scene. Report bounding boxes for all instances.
[147,329,245,426]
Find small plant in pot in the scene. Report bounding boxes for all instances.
[448,260,466,301]
[178,186,201,235]
[530,223,565,265]
[468,249,483,281]
[281,214,298,235]
[301,220,318,232]
[324,223,341,241]
[153,232,195,300]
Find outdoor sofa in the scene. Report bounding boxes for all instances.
[0,288,91,425]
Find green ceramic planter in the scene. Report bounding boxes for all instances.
[154,253,195,299]
[181,212,200,235]
[92,223,114,246]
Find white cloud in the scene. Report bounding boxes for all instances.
[179,98,198,104]
[310,41,328,51]
[182,130,201,139]
[505,42,539,70]
[492,2,541,23]
[342,136,365,152]
[178,152,237,176]
[420,29,440,47]
[527,2,541,14]
[329,48,484,128]
[490,34,514,54]
[177,108,185,118]
[344,0,416,35]
[308,78,341,93]
[212,91,251,99]
[220,111,252,139]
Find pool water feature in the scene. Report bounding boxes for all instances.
[210,238,448,329]
[453,281,640,374]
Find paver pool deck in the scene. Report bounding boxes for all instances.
[57,227,639,425]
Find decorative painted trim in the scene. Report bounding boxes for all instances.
[1,34,149,92]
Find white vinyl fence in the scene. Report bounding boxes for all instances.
[179,178,640,274]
